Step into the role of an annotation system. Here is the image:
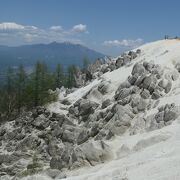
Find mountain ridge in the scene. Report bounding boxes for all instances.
[0,41,106,71]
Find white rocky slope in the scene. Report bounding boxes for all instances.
[50,39,180,110]
[47,39,180,180]
[1,39,180,180]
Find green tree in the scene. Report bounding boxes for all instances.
[67,65,76,88]
[3,67,16,118]
[34,62,41,106]
[83,57,90,70]
[32,62,56,106]
[54,64,64,89]
[16,64,26,113]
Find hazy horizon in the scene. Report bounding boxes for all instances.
[1,0,180,56]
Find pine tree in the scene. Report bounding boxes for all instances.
[83,57,90,70]
[16,64,26,113]
[34,62,41,106]
[67,65,76,88]
[4,67,16,118]
[33,61,56,106]
[54,64,64,89]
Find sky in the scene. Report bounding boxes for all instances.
[0,0,180,56]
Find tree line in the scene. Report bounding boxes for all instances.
[0,61,77,121]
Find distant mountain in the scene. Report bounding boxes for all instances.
[0,42,105,71]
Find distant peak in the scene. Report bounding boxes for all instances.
[49,41,59,45]
[49,41,76,46]
[64,41,72,45]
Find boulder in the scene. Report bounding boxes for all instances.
[116,57,124,68]
[51,126,63,138]
[143,62,154,72]
[36,106,46,115]
[130,116,145,135]
[118,96,131,106]
[175,62,180,72]
[158,105,165,112]
[132,106,139,114]
[77,130,89,145]
[164,110,177,122]
[62,130,75,143]
[0,128,6,136]
[158,79,172,93]
[102,99,111,109]
[131,86,140,94]
[128,73,139,85]
[79,99,99,116]
[128,51,137,59]
[151,65,163,77]
[108,120,130,135]
[123,55,131,65]
[108,64,116,71]
[16,135,41,151]
[47,142,64,157]
[50,147,71,170]
[69,106,79,116]
[5,131,16,140]
[115,88,131,100]
[141,89,150,99]
[0,154,10,165]
[50,113,67,126]
[94,129,107,141]
[79,141,112,166]
[136,49,141,54]
[155,111,164,123]
[46,169,66,179]
[171,70,179,81]
[134,73,146,86]
[146,115,159,131]
[101,65,110,73]
[90,123,100,137]
[148,82,156,94]
[130,94,141,108]
[142,75,156,90]
[109,105,133,131]
[118,81,131,90]
[104,112,114,122]
[105,130,114,140]
[61,99,71,105]
[98,82,110,94]
[88,59,102,74]
[50,157,64,170]
[132,63,146,76]
[152,90,161,100]
[137,99,147,111]
[164,80,172,93]
[33,115,50,130]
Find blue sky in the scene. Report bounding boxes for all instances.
[0,0,180,55]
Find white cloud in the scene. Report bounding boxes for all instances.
[49,26,63,31]
[72,24,87,33]
[0,22,39,32]
[24,33,39,42]
[25,26,38,30]
[0,22,25,31]
[0,22,89,45]
[103,38,143,48]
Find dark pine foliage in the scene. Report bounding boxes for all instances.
[0,61,77,121]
